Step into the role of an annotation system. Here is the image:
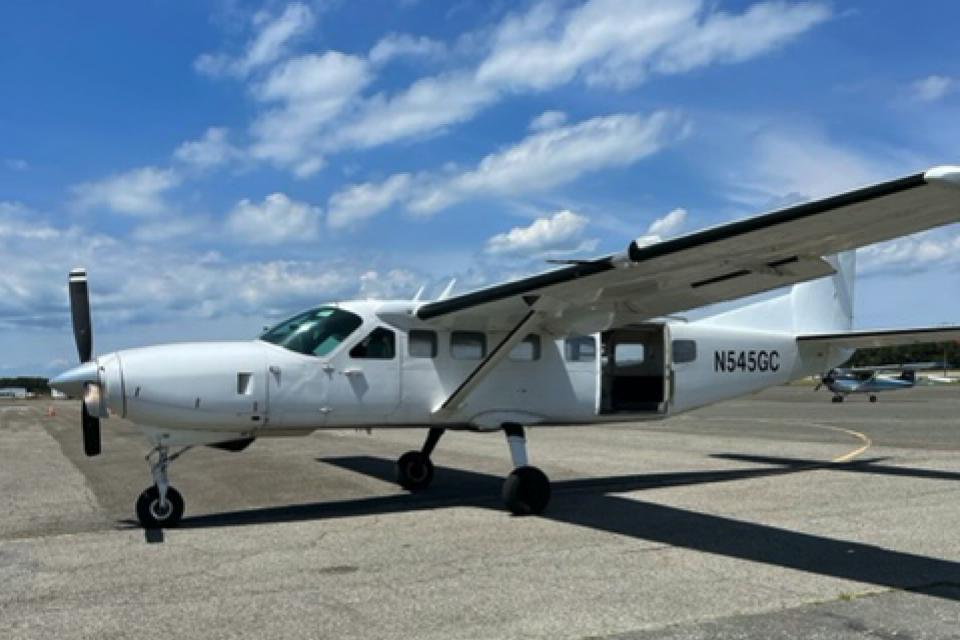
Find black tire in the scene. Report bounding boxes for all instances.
[396,451,434,491]
[869,395,878,403]
[136,486,184,529]
[502,466,551,516]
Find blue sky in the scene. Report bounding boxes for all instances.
[3,0,960,376]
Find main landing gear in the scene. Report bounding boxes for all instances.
[396,428,444,490]
[136,445,190,528]
[831,395,845,403]
[395,423,551,516]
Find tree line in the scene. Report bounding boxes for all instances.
[0,377,50,393]
[846,342,960,368]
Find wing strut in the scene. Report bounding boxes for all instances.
[433,308,541,419]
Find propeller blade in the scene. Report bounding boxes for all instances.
[69,268,93,363]
[81,403,101,457]
[814,382,822,391]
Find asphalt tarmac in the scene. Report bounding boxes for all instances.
[2,385,960,639]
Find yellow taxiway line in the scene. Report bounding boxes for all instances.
[805,422,873,463]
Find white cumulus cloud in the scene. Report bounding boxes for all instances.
[529,110,568,131]
[410,111,686,215]
[195,3,316,78]
[486,210,596,257]
[910,75,954,103]
[250,51,372,175]
[174,127,241,170]
[654,2,831,75]
[332,72,497,151]
[477,0,830,91]
[73,167,181,216]
[648,207,687,237]
[369,33,446,65]
[327,174,413,230]
[226,193,322,244]
[859,230,960,275]
[326,111,685,227]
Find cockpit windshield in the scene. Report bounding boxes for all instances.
[259,307,363,357]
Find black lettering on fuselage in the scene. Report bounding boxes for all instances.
[713,349,780,373]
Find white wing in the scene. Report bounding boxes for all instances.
[416,167,960,334]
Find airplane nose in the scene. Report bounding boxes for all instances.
[50,361,99,397]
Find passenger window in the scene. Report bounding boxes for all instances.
[509,335,541,361]
[409,330,438,358]
[350,328,396,359]
[672,339,697,363]
[451,331,486,360]
[564,336,596,362]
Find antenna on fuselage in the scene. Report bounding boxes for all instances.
[438,279,456,301]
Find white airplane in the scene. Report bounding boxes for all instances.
[51,166,960,529]
[815,363,931,403]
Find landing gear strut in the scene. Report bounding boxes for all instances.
[395,424,551,515]
[136,445,189,528]
[501,424,550,516]
[396,428,444,490]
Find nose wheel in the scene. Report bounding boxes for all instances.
[136,485,184,528]
[136,445,190,529]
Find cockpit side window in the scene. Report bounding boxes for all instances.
[350,327,396,359]
[259,307,363,357]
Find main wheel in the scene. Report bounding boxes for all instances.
[396,451,434,491]
[869,395,878,403]
[136,485,184,529]
[502,466,551,516]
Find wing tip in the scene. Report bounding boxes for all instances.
[924,165,960,189]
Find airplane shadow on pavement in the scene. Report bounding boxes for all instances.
[165,454,960,600]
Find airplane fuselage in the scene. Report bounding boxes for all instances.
[78,300,848,446]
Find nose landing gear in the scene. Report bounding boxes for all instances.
[136,445,190,528]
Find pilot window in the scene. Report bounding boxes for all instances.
[350,327,396,359]
[409,330,438,358]
[509,335,541,361]
[564,336,597,362]
[451,331,486,360]
[259,307,363,357]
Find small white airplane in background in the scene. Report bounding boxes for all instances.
[52,166,960,528]
[815,364,934,403]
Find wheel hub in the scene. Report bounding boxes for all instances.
[150,499,172,520]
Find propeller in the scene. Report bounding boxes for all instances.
[814,369,837,392]
[68,268,101,456]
